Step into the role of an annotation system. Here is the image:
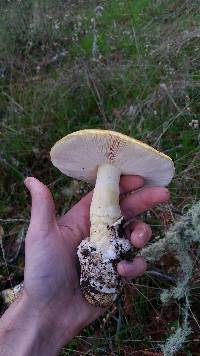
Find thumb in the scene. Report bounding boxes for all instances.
[25,177,56,230]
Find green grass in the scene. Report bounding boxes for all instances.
[0,0,200,354]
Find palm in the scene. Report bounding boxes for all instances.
[24,188,103,329]
[23,176,169,331]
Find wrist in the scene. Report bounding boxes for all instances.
[0,293,79,356]
[21,293,81,351]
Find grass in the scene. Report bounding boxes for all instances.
[0,0,200,354]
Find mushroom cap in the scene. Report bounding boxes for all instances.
[50,129,174,186]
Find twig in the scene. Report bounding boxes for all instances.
[160,83,189,123]
[92,18,98,59]
[2,91,24,111]
[0,219,29,223]
[186,295,200,330]
[130,283,158,314]
[47,176,65,188]
[0,155,24,179]
[146,268,177,283]
[0,228,14,292]
[7,226,26,263]
[84,64,108,122]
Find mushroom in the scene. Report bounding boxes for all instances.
[1,283,23,305]
[50,129,174,307]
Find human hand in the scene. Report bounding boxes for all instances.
[0,176,169,355]
[23,176,169,334]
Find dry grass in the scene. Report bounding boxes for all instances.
[0,0,200,354]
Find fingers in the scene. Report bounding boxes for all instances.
[76,183,169,222]
[117,220,152,279]
[121,186,168,280]
[129,221,152,248]
[120,175,144,194]
[121,187,170,219]
[59,175,145,234]
[25,177,56,233]
[75,175,144,212]
[117,257,147,278]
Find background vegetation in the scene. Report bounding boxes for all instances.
[0,0,200,354]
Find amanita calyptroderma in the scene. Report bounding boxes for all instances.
[50,129,174,307]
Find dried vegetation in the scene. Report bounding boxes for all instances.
[0,0,200,354]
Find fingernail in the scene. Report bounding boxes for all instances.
[117,262,126,276]
[137,229,145,240]
[131,228,145,243]
[24,177,32,189]
[117,258,147,278]
[135,257,147,274]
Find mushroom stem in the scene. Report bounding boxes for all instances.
[90,164,122,250]
[77,163,132,306]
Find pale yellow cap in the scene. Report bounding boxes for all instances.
[50,129,175,186]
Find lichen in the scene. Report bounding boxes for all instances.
[161,296,191,356]
[140,201,200,301]
[140,201,200,354]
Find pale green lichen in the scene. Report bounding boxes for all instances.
[141,201,200,301]
[140,201,200,354]
[161,297,191,356]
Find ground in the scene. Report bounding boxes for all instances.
[0,0,200,354]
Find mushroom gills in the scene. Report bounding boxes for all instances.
[77,163,132,307]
